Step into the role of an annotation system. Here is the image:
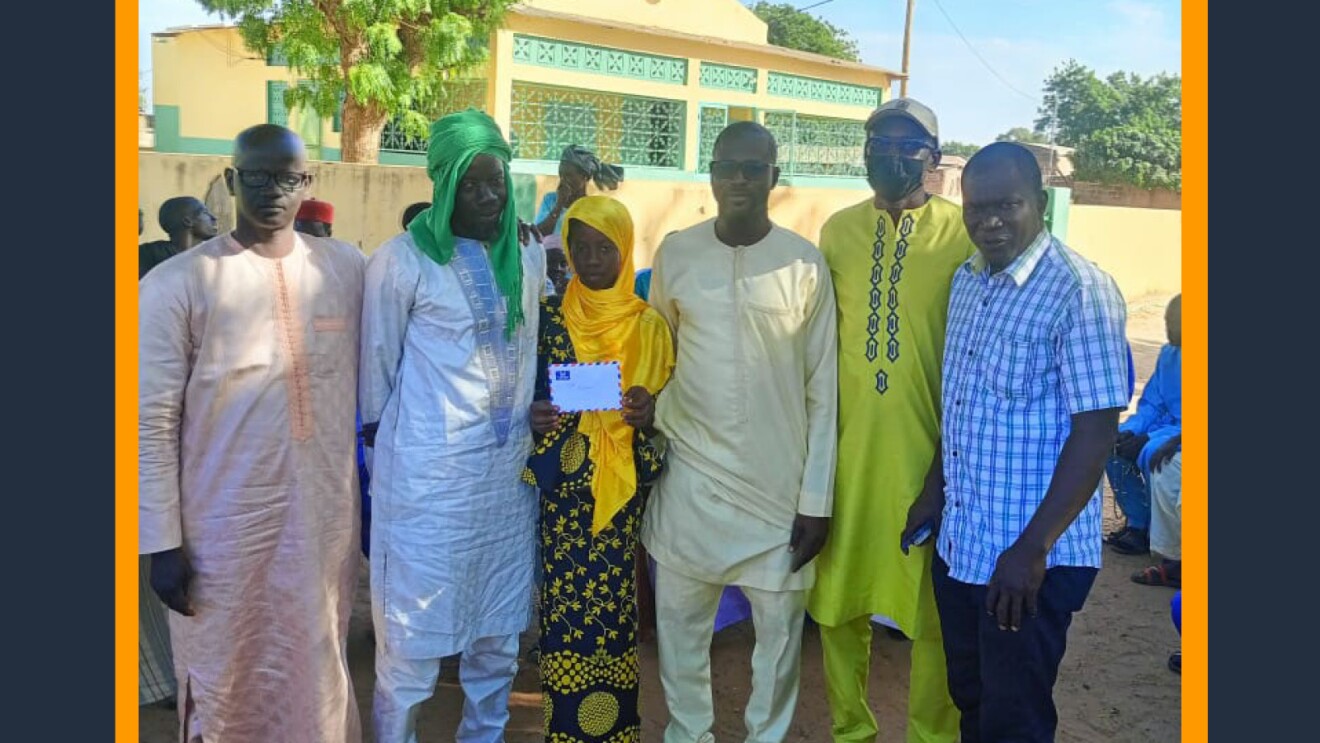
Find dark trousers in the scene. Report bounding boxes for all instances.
[932,556,1098,743]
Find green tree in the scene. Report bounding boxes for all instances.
[1034,60,1119,146]
[1073,120,1181,190]
[994,127,1049,144]
[198,0,514,163]
[1034,59,1181,189]
[941,141,980,158]
[749,2,860,61]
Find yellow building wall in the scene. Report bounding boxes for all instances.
[154,14,890,165]
[152,28,342,152]
[499,13,891,171]
[521,0,767,45]
[505,12,889,91]
[141,153,1182,303]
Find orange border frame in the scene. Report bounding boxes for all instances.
[1180,2,1207,741]
[116,0,140,740]
[113,3,1209,740]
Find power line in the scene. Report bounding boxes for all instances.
[929,0,1037,102]
[797,0,836,11]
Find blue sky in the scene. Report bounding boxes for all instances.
[139,0,1181,145]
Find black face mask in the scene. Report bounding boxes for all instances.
[867,155,926,204]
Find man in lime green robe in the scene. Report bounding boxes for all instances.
[808,99,975,743]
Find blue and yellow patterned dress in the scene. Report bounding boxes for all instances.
[525,296,663,742]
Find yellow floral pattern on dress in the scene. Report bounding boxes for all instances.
[528,297,659,743]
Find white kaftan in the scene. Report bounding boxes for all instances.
[359,233,544,660]
[138,233,364,743]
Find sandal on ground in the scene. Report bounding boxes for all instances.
[1131,563,1180,587]
[1168,652,1181,674]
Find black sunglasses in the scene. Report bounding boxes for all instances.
[234,168,312,192]
[709,160,773,181]
[865,137,936,159]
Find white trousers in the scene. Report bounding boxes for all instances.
[373,633,520,743]
[1149,451,1182,560]
[654,561,807,743]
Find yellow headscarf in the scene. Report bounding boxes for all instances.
[561,196,675,534]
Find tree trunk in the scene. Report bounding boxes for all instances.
[340,96,389,163]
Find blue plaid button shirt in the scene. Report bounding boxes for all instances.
[939,230,1129,585]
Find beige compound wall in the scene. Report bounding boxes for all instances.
[139,152,1181,300]
[1069,204,1182,300]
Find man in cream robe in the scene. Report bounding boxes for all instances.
[642,122,839,743]
[139,124,363,742]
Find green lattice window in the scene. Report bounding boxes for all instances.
[379,81,489,153]
[510,82,685,169]
[697,106,729,173]
[766,72,881,108]
[764,111,866,177]
[700,63,757,93]
[512,34,687,85]
[380,119,426,153]
[267,81,290,126]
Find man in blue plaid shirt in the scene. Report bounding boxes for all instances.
[902,142,1129,743]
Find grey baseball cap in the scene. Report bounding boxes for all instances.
[865,98,939,141]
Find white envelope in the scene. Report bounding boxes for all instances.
[548,361,623,412]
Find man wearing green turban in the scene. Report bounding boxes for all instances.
[360,109,547,743]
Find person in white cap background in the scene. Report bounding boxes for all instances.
[808,98,975,743]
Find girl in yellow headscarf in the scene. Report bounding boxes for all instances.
[524,195,674,741]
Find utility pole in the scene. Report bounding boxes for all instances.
[900,0,915,98]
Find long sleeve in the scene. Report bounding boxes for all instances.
[138,272,192,554]
[646,242,680,438]
[645,241,678,338]
[796,255,839,518]
[359,245,418,438]
[1120,348,1169,435]
[534,192,557,226]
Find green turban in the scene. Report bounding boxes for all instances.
[408,109,524,336]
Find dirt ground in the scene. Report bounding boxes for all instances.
[141,293,1181,743]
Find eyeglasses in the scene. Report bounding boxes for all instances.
[709,160,773,181]
[865,137,935,159]
[234,168,312,192]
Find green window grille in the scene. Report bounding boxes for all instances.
[542,99,599,157]
[766,72,881,108]
[699,63,757,93]
[763,111,867,177]
[379,81,488,154]
[267,81,290,126]
[267,46,340,66]
[697,106,729,173]
[511,34,688,85]
[510,82,685,169]
[380,119,427,153]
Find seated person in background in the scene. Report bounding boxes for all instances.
[1131,433,1182,588]
[1106,295,1182,555]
